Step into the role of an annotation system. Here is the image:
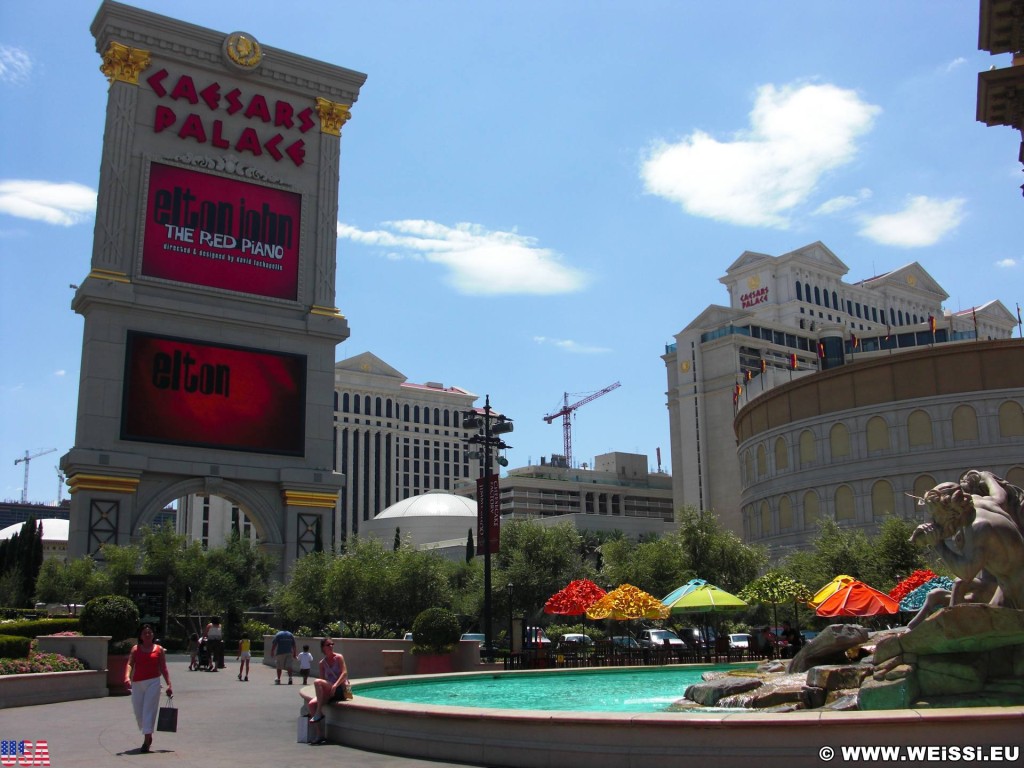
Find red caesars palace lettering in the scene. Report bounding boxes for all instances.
[146,69,314,167]
[740,286,769,309]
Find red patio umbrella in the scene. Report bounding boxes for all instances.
[544,579,607,616]
[815,580,899,618]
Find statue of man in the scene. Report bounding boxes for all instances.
[910,473,1024,612]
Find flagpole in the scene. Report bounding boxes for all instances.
[1017,303,1022,339]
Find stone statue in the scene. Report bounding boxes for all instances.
[909,470,1024,620]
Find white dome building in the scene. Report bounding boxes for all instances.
[360,491,478,559]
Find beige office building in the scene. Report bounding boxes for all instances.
[663,241,1022,556]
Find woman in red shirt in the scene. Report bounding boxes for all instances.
[126,624,173,753]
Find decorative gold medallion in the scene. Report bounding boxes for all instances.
[224,32,263,70]
[747,274,761,290]
[680,361,691,373]
[100,41,151,85]
[906,274,917,287]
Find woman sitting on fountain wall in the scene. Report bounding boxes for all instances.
[908,469,1024,627]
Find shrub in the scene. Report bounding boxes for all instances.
[0,634,32,659]
[0,650,86,675]
[79,595,139,650]
[410,608,460,655]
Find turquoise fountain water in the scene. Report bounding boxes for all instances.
[356,664,752,713]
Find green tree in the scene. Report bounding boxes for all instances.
[739,571,812,633]
[202,532,273,641]
[274,550,333,631]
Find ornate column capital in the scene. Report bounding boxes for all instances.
[100,41,151,85]
[316,97,352,136]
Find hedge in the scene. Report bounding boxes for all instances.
[0,634,33,659]
[0,618,81,639]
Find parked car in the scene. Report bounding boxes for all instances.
[460,633,486,648]
[523,627,552,648]
[608,635,639,649]
[638,628,685,649]
[403,632,414,641]
[727,633,753,650]
[677,627,715,650]
[800,630,819,644]
[557,633,594,648]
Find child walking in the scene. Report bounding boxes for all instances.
[298,644,314,685]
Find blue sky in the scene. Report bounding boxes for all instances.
[1,2,1021,504]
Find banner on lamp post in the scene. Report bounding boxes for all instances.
[476,474,501,556]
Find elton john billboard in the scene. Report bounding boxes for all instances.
[120,331,306,455]
[141,162,301,300]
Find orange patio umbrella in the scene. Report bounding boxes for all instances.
[809,575,856,608]
[815,580,899,618]
[585,584,669,621]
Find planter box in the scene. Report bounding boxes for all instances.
[0,670,107,709]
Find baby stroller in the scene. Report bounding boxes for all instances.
[193,637,214,671]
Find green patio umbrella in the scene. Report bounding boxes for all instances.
[665,583,747,650]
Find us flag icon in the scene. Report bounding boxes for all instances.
[0,740,50,766]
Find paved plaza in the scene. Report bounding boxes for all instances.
[2,654,468,768]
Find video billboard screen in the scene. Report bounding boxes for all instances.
[141,162,301,300]
[120,331,306,455]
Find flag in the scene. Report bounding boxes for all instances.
[885,323,891,340]
[1017,302,1021,326]
[972,307,978,336]
[850,332,858,349]
[733,382,741,405]
[928,315,936,334]
[789,352,798,370]
[760,358,767,374]
[0,741,49,766]
[744,369,752,382]
[817,342,825,359]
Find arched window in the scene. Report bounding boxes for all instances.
[898,310,904,326]
[799,430,816,465]
[913,475,937,508]
[443,410,450,427]
[835,485,856,521]
[413,405,420,424]
[779,495,793,529]
[403,404,410,422]
[803,491,820,529]
[434,408,441,426]
[756,444,767,478]
[744,450,753,485]
[353,395,361,414]
[829,423,851,459]
[759,501,772,538]
[871,479,895,519]
[999,400,1024,437]
[1007,467,1024,488]
[907,410,933,447]
[823,290,830,309]
[774,437,788,470]
[342,392,350,412]
[832,290,838,309]
[375,397,382,417]
[386,399,393,418]
[952,405,979,442]
[364,395,372,414]
[866,416,890,453]
[814,286,821,305]
[890,307,896,326]
[805,283,811,303]
[796,281,803,301]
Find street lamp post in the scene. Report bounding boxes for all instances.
[463,395,512,663]
[506,582,514,655]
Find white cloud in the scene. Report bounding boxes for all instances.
[995,258,1017,268]
[338,220,588,295]
[533,336,611,355]
[945,57,966,73]
[813,188,873,216]
[858,195,966,247]
[0,46,32,85]
[54,370,66,377]
[640,82,880,228]
[0,180,96,226]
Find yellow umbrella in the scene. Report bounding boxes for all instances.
[809,575,856,608]
[585,584,669,621]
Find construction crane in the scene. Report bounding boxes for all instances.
[542,382,621,469]
[14,448,56,504]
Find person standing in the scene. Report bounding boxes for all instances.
[125,624,172,754]
[306,638,349,745]
[271,628,297,684]
[205,617,225,669]
[297,644,314,685]
[237,634,251,681]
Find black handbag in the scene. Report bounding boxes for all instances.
[157,696,177,732]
